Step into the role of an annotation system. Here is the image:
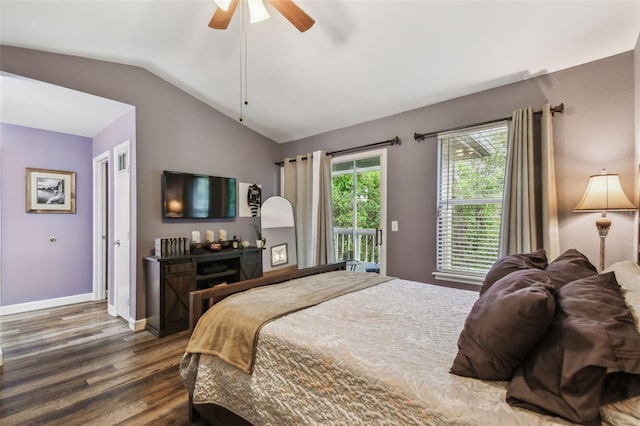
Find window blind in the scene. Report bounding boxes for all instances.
[437,121,508,279]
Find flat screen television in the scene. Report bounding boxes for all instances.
[162,171,236,219]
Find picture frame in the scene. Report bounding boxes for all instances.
[26,167,76,214]
[271,243,288,267]
[238,182,262,217]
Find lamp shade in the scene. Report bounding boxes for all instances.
[574,172,636,212]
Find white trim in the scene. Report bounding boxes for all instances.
[331,148,388,276]
[113,140,131,322]
[108,303,117,317]
[129,317,146,332]
[433,271,483,286]
[92,151,109,302]
[0,147,3,309]
[0,293,94,316]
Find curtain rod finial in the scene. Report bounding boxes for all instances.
[551,103,564,116]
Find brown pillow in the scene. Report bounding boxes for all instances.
[507,272,640,424]
[450,269,556,381]
[545,248,597,289]
[480,249,548,295]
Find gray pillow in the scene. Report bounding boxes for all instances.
[451,268,556,380]
[507,272,640,424]
[480,249,547,295]
[545,248,597,289]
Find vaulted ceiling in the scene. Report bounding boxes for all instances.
[1,1,639,142]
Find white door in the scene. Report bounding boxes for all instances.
[113,141,131,321]
[92,152,109,301]
[331,149,387,275]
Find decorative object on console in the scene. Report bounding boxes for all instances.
[154,237,189,257]
[25,167,76,214]
[573,169,636,271]
[191,230,201,244]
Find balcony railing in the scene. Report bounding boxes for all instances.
[334,227,379,264]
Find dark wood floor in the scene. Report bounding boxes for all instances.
[0,301,208,425]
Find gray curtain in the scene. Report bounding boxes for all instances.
[500,104,559,258]
[283,151,335,268]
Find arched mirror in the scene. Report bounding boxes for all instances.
[261,196,297,274]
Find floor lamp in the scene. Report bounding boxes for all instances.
[574,169,636,271]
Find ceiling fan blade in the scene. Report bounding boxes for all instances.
[267,0,315,32]
[209,0,239,30]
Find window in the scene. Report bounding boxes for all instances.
[435,121,508,283]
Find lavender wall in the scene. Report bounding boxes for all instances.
[0,46,283,319]
[93,109,136,311]
[0,124,93,305]
[282,52,636,284]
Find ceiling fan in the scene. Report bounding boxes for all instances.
[210,0,315,32]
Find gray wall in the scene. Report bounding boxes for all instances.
[282,52,636,285]
[1,46,636,315]
[0,46,283,319]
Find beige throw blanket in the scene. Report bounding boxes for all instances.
[185,270,392,373]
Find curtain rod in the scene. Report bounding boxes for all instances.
[413,103,564,142]
[275,136,401,166]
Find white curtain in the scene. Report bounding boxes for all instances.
[283,150,335,268]
[499,104,560,258]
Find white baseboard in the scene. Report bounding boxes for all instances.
[130,317,146,332]
[107,303,117,317]
[0,293,94,316]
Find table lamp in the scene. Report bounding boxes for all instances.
[574,169,636,271]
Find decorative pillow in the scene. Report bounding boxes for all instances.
[480,249,548,295]
[507,272,640,425]
[545,248,597,289]
[450,268,556,381]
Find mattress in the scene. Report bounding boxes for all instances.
[180,277,638,425]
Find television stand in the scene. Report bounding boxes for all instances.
[144,247,262,337]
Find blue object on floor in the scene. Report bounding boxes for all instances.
[365,263,380,273]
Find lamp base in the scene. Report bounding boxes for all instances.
[596,212,611,271]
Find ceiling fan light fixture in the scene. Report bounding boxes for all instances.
[214,0,232,11]
[248,0,270,23]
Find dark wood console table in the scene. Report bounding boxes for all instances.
[144,247,262,337]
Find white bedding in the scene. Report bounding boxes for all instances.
[180,276,636,425]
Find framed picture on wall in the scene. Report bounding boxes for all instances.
[26,167,76,214]
[271,243,288,267]
[238,182,262,217]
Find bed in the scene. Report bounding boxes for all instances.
[180,251,640,425]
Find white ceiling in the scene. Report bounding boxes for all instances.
[0,0,639,143]
[0,72,134,138]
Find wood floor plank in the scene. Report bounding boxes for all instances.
[0,301,207,425]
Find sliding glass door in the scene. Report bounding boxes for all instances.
[331,149,387,275]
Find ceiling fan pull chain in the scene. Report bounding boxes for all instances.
[239,0,246,122]
[244,9,249,108]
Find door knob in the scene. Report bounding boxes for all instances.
[113,240,121,246]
